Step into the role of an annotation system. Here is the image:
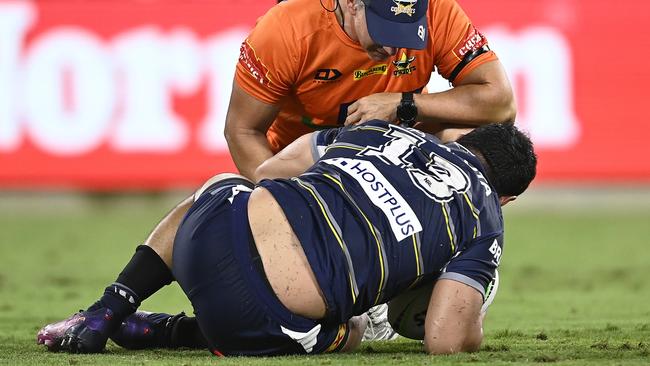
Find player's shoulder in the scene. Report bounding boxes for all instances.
[427,0,467,28]
[258,0,331,42]
[428,0,461,13]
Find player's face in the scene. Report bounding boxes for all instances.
[354,5,397,61]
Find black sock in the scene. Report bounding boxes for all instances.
[115,245,174,299]
[93,245,174,319]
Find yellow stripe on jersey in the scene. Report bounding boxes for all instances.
[462,193,480,239]
[411,234,422,277]
[412,235,421,276]
[294,178,358,303]
[322,173,387,305]
[325,144,364,154]
[323,125,386,154]
[408,233,423,289]
[441,204,456,253]
[352,126,389,134]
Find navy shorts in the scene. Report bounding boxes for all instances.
[172,178,349,356]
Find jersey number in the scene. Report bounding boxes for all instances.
[358,125,470,202]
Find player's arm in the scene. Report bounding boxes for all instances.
[224,81,281,181]
[423,230,504,354]
[423,278,483,354]
[254,132,316,181]
[339,314,368,352]
[255,127,343,180]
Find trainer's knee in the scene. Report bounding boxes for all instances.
[193,173,251,201]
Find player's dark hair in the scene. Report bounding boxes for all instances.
[457,123,537,197]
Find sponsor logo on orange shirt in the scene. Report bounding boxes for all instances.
[239,40,270,85]
[314,68,342,83]
[353,64,388,80]
[454,25,488,59]
[392,52,416,76]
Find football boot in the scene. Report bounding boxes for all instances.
[362,304,399,341]
[37,306,117,353]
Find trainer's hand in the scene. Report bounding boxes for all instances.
[345,92,400,126]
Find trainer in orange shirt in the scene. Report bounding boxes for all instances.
[227,0,515,180]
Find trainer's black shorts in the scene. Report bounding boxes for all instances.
[172,177,349,356]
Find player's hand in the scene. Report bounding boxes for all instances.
[344,93,400,126]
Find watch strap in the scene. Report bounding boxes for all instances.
[401,92,414,102]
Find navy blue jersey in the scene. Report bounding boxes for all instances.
[258,120,504,324]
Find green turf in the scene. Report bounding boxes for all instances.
[0,193,649,365]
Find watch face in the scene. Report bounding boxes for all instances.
[398,102,417,122]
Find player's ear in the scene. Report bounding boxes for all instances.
[499,196,517,206]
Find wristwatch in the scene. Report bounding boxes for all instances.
[397,92,417,127]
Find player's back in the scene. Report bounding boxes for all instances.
[258,120,504,323]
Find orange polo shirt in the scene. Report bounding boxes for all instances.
[236,0,497,152]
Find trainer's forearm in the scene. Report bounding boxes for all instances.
[225,129,275,181]
[414,82,515,126]
[416,60,515,127]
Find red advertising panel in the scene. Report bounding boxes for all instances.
[0,0,274,189]
[0,0,648,189]
[459,0,650,183]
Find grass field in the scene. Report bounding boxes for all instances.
[1,189,649,365]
